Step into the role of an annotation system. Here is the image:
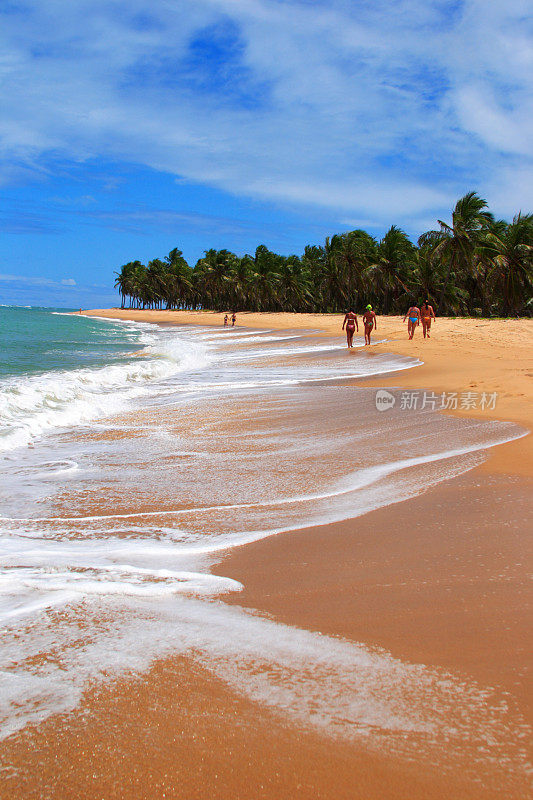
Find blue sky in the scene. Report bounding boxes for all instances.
[1,0,532,307]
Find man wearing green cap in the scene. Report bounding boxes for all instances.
[362,305,377,345]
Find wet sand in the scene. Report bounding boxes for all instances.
[3,311,531,799]
[222,471,533,718]
[82,310,533,474]
[3,473,531,800]
[1,657,508,800]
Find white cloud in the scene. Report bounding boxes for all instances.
[0,0,531,229]
[0,273,77,289]
[446,0,533,157]
[0,272,112,306]
[0,273,58,287]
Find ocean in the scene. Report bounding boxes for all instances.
[0,306,528,776]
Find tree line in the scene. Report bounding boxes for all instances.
[114,192,532,317]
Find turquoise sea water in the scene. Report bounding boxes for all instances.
[0,305,195,451]
[0,306,144,378]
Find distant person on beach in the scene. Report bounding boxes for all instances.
[224,314,228,327]
[342,310,359,348]
[403,304,420,339]
[231,313,236,327]
[362,305,377,345]
[420,300,435,338]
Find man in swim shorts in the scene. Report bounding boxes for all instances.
[403,304,420,340]
[342,309,359,348]
[362,304,377,345]
[420,300,436,338]
[231,312,236,327]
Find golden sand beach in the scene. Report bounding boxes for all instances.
[79,310,533,460]
[2,310,531,800]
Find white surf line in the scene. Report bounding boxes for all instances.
[221,343,367,359]
[2,427,525,525]
[0,590,81,621]
[157,359,422,394]
[8,459,79,476]
[15,573,241,598]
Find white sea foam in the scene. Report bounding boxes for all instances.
[0,318,407,453]
[0,325,210,452]
[205,333,302,344]
[0,422,524,617]
[0,596,529,788]
[220,339,388,361]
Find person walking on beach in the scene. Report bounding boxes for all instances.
[224,314,229,327]
[231,312,236,327]
[403,304,420,340]
[362,305,377,345]
[342,310,359,348]
[420,300,435,338]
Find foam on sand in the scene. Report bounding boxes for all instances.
[0,596,529,790]
[0,318,530,789]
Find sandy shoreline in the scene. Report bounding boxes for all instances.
[3,309,532,799]
[81,308,533,474]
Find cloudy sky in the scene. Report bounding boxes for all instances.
[1,0,532,306]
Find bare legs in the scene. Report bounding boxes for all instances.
[408,320,418,340]
[346,327,355,348]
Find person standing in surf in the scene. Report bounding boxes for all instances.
[342,310,359,348]
[420,300,436,338]
[362,305,377,345]
[224,314,229,327]
[403,304,420,340]
[231,312,237,327]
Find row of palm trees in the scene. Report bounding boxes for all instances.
[114,193,532,316]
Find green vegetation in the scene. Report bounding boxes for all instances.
[114,193,532,316]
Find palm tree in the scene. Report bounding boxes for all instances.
[114,193,531,318]
[194,249,238,309]
[301,245,326,310]
[277,259,313,311]
[227,256,253,309]
[315,239,346,311]
[114,263,131,308]
[250,246,281,310]
[165,248,192,309]
[145,259,168,309]
[409,246,466,314]
[114,261,145,308]
[432,192,494,313]
[365,226,415,313]
[327,230,376,310]
[483,213,533,315]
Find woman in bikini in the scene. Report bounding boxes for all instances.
[362,304,377,345]
[403,304,420,340]
[420,300,435,338]
[342,310,359,348]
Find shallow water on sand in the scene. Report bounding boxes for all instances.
[0,320,530,789]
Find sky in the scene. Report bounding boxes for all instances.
[1,0,532,307]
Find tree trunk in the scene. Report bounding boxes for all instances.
[437,253,454,313]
